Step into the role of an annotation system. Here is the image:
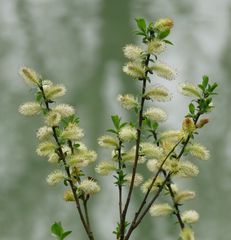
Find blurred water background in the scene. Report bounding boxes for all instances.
[0,0,230,239]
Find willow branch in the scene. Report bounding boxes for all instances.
[117,140,123,222]
[125,112,202,239]
[124,139,182,240]
[120,54,150,240]
[166,181,185,229]
[125,174,171,240]
[39,85,95,240]
[83,196,91,229]
[154,131,184,229]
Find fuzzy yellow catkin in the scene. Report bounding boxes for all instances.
[78,179,100,195]
[196,118,209,128]
[147,39,166,55]
[63,189,75,201]
[123,62,145,79]
[68,154,89,168]
[175,191,196,203]
[161,140,176,154]
[46,170,66,186]
[145,85,171,102]
[123,44,143,60]
[140,142,163,159]
[180,227,195,240]
[150,62,176,80]
[53,104,75,117]
[19,67,40,85]
[36,126,53,141]
[177,161,199,177]
[169,183,178,194]
[45,111,61,126]
[82,150,97,164]
[98,135,118,148]
[181,210,199,224]
[141,176,164,193]
[119,125,137,142]
[95,161,117,176]
[154,18,174,32]
[178,82,201,98]
[68,149,97,168]
[61,123,84,141]
[146,159,160,172]
[43,84,66,100]
[186,143,210,160]
[36,142,56,157]
[164,159,181,174]
[124,173,143,186]
[160,130,183,142]
[61,145,72,157]
[122,148,146,164]
[117,94,138,110]
[182,117,195,134]
[144,107,167,122]
[48,153,59,164]
[149,203,173,217]
[19,102,41,116]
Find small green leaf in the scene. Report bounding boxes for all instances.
[189,103,195,114]
[198,84,204,91]
[42,107,49,115]
[135,31,147,36]
[206,97,212,105]
[144,118,152,128]
[54,127,61,137]
[61,115,79,128]
[147,22,154,31]
[111,115,120,130]
[202,75,209,89]
[158,29,170,39]
[163,39,174,45]
[120,122,127,129]
[61,231,72,239]
[135,18,146,32]
[107,129,117,134]
[73,143,80,149]
[35,91,43,103]
[210,82,218,92]
[51,222,63,237]
[51,222,72,239]
[63,179,68,186]
[152,121,158,130]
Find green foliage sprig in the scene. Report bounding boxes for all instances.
[51,222,72,240]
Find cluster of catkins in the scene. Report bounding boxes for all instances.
[95,18,212,240]
[19,17,216,240]
[19,67,100,201]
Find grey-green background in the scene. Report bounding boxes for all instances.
[0,0,230,239]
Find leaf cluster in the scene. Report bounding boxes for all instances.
[187,76,218,118]
[107,115,128,135]
[135,18,173,45]
[51,222,72,240]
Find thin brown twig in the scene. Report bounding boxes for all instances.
[125,174,171,240]
[120,54,150,240]
[83,196,91,228]
[166,181,185,229]
[117,140,123,222]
